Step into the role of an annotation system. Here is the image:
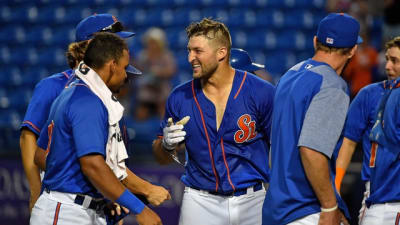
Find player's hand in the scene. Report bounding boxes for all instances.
[318,208,341,225]
[162,117,190,151]
[136,206,162,225]
[146,185,171,206]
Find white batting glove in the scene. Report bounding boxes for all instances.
[162,117,190,151]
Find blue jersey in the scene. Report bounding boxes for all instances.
[342,81,386,182]
[263,59,350,225]
[37,79,109,197]
[367,79,400,205]
[158,70,274,193]
[21,70,74,135]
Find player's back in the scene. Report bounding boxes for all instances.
[38,79,108,197]
[264,59,348,225]
[21,69,74,135]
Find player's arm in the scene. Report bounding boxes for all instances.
[300,147,349,225]
[80,154,162,225]
[335,137,357,192]
[121,168,171,206]
[34,147,47,171]
[298,87,350,224]
[20,128,41,213]
[152,138,174,165]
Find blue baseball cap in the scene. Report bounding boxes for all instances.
[230,48,265,72]
[316,13,363,48]
[75,14,135,42]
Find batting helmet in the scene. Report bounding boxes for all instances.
[230,48,265,72]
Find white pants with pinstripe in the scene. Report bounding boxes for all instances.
[360,202,400,225]
[179,185,266,225]
[30,190,106,225]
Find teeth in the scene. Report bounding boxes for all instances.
[193,65,200,68]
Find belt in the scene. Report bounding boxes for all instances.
[74,194,106,211]
[191,182,264,197]
[44,188,106,211]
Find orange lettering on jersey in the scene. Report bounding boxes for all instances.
[234,114,257,143]
[45,120,55,155]
[369,142,378,168]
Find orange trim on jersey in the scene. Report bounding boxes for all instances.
[62,71,70,79]
[220,138,235,191]
[22,121,40,133]
[46,121,55,154]
[191,80,220,191]
[234,71,247,99]
[52,202,61,225]
[369,142,378,168]
[396,212,400,225]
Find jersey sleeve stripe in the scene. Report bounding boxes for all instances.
[234,71,247,99]
[22,120,41,133]
[220,138,236,191]
[191,80,220,191]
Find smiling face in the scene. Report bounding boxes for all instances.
[107,49,129,93]
[187,35,220,79]
[385,47,400,81]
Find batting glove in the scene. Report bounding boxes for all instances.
[162,117,190,151]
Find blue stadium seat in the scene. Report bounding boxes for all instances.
[38,48,68,66]
[230,29,248,49]
[0,46,11,65]
[10,47,38,66]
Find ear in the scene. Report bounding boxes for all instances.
[217,46,228,62]
[313,36,317,50]
[348,45,358,59]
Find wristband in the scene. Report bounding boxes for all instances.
[335,167,345,192]
[115,189,145,215]
[321,204,338,212]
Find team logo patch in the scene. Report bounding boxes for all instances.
[234,114,257,143]
[326,37,334,44]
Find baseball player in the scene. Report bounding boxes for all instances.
[359,37,400,225]
[230,48,271,81]
[152,18,275,225]
[20,14,134,212]
[335,36,400,223]
[21,14,168,216]
[30,33,165,225]
[263,13,362,225]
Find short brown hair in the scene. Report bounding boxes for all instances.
[385,36,400,51]
[66,40,90,69]
[83,32,128,70]
[186,18,231,53]
[315,40,353,55]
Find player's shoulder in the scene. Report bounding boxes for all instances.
[360,81,385,93]
[68,80,104,107]
[168,79,194,99]
[307,62,346,91]
[242,70,274,91]
[37,69,73,87]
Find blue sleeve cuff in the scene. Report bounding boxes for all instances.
[116,189,145,215]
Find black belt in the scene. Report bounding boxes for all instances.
[74,194,106,211]
[44,188,106,211]
[192,182,264,197]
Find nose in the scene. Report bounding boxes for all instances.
[188,51,195,63]
[386,60,392,71]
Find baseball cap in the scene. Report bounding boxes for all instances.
[75,13,135,42]
[316,13,363,48]
[230,48,265,72]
